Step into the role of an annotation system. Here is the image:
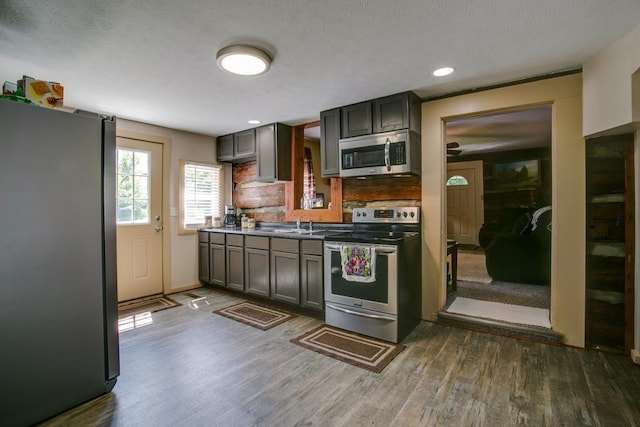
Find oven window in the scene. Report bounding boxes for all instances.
[330,251,389,303]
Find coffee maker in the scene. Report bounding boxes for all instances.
[224,205,237,228]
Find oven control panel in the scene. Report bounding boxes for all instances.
[352,207,420,223]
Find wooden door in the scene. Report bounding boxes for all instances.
[447,161,483,245]
[116,138,163,302]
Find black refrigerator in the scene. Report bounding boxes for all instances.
[0,98,120,426]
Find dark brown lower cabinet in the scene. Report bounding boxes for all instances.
[270,238,300,304]
[226,235,244,291]
[209,232,226,287]
[301,240,324,310]
[585,134,634,353]
[245,236,270,297]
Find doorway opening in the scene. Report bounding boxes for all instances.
[443,105,552,328]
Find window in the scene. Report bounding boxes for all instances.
[179,160,223,233]
[117,148,150,224]
[446,175,469,186]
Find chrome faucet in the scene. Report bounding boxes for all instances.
[308,220,313,232]
[296,218,301,229]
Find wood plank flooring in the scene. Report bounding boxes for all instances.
[40,287,640,426]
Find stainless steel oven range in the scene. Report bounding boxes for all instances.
[323,206,421,343]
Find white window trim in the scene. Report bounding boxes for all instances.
[178,159,223,235]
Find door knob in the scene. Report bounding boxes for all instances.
[155,225,163,232]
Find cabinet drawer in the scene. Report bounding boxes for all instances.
[198,231,209,243]
[227,234,244,247]
[210,233,225,245]
[271,237,299,253]
[245,235,269,250]
[302,239,323,255]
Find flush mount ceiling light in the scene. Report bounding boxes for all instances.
[216,45,271,76]
[247,119,261,124]
[433,66,455,77]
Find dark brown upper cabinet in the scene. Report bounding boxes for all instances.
[373,92,421,134]
[256,123,292,182]
[233,128,256,161]
[320,108,341,177]
[217,134,234,162]
[341,101,372,138]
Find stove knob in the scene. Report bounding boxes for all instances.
[410,212,415,218]
[356,212,361,217]
[362,212,367,217]
[403,211,408,217]
[396,212,401,218]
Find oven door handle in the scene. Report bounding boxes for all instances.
[384,138,391,171]
[324,244,397,254]
[326,303,396,321]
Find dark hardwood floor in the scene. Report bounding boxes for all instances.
[40,287,640,426]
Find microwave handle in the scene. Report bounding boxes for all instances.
[384,138,391,171]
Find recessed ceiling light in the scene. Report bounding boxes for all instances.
[433,67,455,77]
[216,45,271,76]
[248,120,261,125]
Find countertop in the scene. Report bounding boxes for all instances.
[198,226,343,240]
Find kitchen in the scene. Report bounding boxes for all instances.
[2,1,640,425]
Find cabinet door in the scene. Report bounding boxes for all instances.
[245,248,270,297]
[256,124,276,181]
[320,108,340,177]
[270,250,300,304]
[217,134,234,162]
[226,245,244,291]
[301,253,323,311]
[373,93,408,133]
[198,242,210,283]
[210,243,226,286]
[341,101,372,138]
[234,128,256,160]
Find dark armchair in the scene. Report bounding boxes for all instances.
[484,206,552,285]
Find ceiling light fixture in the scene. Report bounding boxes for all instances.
[216,45,271,76]
[433,67,455,77]
[248,119,261,125]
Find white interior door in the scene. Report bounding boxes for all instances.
[116,138,163,302]
[447,161,483,245]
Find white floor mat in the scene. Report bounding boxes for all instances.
[447,297,551,328]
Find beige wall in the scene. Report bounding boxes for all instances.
[583,21,640,137]
[116,118,221,293]
[421,74,585,347]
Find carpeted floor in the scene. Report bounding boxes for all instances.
[453,249,551,310]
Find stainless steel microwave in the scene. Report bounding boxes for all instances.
[339,130,421,177]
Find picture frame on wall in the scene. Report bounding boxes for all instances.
[494,159,540,189]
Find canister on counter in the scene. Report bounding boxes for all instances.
[247,218,255,229]
[204,215,212,228]
[213,217,222,228]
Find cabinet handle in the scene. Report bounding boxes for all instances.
[384,138,391,171]
[326,303,396,321]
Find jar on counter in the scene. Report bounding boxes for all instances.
[241,215,248,229]
[247,218,255,229]
[212,217,222,228]
[204,215,213,228]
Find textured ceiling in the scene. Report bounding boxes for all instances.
[1,1,640,138]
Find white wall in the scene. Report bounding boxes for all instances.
[116,118,220,293]
[583,22,640,137]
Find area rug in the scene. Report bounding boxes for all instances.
[213,301,295,330]
[290,325,405,373]
[446,297,551,328]
[118,294,181,318]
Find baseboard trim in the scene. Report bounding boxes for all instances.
[166,283,202,295]
[631,349,640,365]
